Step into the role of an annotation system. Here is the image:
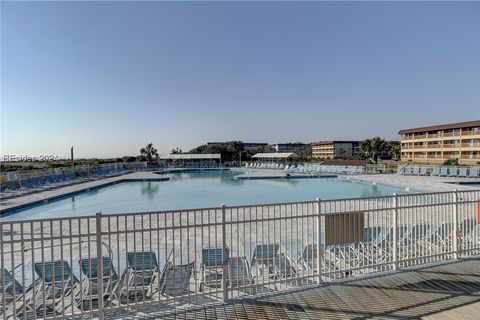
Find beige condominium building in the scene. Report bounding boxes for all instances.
[311,141,362,159]
[399,120,480,165]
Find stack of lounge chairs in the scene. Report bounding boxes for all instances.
[0,164,128,199]
[397,166,479,178]
[244,163,366,175]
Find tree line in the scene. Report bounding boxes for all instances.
[138,137,400,163]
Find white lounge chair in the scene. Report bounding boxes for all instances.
[469,167,479,178]
[439,167,449,176]
[448,167,458,177]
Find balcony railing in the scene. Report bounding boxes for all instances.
[461,130,480,136]
[446,154,459,159]
[461,143,480,148]
[461,154,480,159]
[1,191,479,320]
[442,144,461,149]
[443,132,460,137]
[413,134,427,139]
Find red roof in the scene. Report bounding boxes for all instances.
[398,120,480,134]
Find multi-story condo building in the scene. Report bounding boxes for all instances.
[271,143,307,153]
[206,142,268,150]
[399,120,480,165]
[242,143,269,150]
[311,141,362,159]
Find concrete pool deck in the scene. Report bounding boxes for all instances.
[0,171,169,213]
[347,174,480,193]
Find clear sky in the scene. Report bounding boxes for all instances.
[1,1,479,158]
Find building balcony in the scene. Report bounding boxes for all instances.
[442,132,460,137]
[312,154,334,158]
[444,155,460,159]
[413,134,427,139]
[461,130,480,137]
[413,145,427,149]
[461,154,480,160]
[442,144,461,149]
[461,142,480,148]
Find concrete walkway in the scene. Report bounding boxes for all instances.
[348,174,480,193]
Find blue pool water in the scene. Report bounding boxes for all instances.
[1,170,406,221]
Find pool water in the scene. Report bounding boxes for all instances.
[1,170,406,221]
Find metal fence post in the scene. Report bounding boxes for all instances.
[95,212,104,320]
[453,190,459,259]
[221,205,228,301]
[392,193,398,270]
[316,198,322,283]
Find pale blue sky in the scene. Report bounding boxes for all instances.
[1,1,479,158]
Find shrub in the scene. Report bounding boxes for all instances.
[443,159,459,166]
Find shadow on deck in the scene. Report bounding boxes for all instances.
[136,257,480,320]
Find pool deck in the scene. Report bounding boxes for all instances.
[0,171,169,213]
[141,256,480,320]
[348,174,480,193]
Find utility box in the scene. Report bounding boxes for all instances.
[325,212,364,245]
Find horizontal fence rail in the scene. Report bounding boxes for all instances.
[1,190,479,320]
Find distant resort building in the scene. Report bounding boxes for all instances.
[271,143,307,153]
[243,143,269,150]
[159,153,221,166]
[311,141,362,159]
[207,142,268,150]
[207,142,229,147]
[399,120,480,165]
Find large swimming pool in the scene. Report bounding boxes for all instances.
[1,170,407,221]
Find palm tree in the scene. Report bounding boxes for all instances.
[361,137,386,164]
[386,142,400,161]
[140,143,158,162]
